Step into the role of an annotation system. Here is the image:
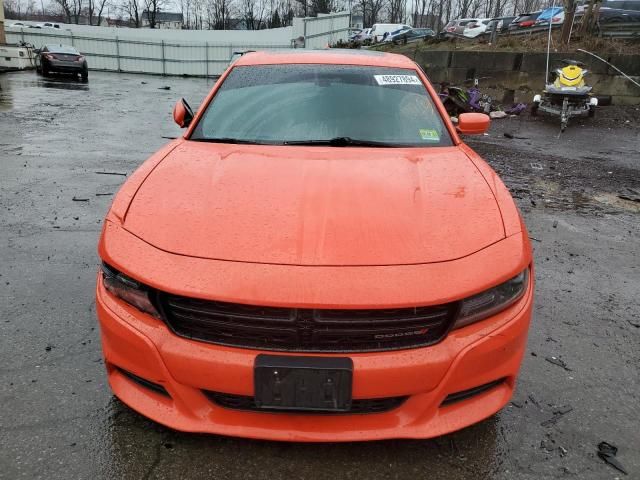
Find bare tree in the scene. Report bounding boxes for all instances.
[241,0,266,28]
[124,0,142,26]
[388,0,407,23]
[51,0,83,23]
[207,0,233,29]
[367,0,385,24]
[142,0,166,28]
[456,0,473,18]
[87,0,109,25]
[310,0,334,14]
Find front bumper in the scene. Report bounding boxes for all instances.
[96,273,533,442]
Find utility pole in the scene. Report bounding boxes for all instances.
[0,0,6,45]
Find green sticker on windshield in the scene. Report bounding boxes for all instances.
[419,129,440,141]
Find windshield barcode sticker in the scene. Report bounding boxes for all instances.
[374,75,422,86]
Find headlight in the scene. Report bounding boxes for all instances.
[454,269,529,329]
[101,263,160,318]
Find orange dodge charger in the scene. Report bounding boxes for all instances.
[96,50,533,441]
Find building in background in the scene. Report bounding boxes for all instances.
[141,11,184,29]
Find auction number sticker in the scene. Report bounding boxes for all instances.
[374,75,422,86]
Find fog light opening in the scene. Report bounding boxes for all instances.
[440,378,506,406]
[117,367,171,398]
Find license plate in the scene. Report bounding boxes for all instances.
[254,355,353,412]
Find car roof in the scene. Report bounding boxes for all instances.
[234,50,418,69]
[45,44,79,53]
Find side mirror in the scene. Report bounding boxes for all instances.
[173,98,194,128]
[457,112,490,135]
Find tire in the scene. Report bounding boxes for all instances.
[595,95,612,106]
[588,106,596,118]
[81,70,88,82]
[530,103,539,116]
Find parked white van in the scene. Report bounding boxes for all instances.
[370,23,412,42]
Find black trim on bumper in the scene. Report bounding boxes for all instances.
[204,390,408,415]
[117,367,170,398]
[441,378,506,406]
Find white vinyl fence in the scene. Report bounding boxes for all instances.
[6,12,350,77]
[292,12,351,49]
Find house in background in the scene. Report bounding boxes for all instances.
[141,11,184,29]
[350,14,363,29]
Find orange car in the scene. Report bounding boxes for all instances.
[96,50,533,442]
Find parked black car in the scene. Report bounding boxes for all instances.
[387,27,436,43]
[35,44,88,81]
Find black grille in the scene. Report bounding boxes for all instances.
[156,293,458,353]
[204,390,408,414]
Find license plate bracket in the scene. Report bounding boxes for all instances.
[254,355,353,412]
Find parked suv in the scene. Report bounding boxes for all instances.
[441,18,482,36]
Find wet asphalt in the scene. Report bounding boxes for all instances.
[0,70,639,480]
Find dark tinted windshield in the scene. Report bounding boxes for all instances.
[191,64,452,147]
[47,44,80,54]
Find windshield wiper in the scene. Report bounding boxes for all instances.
[283,137,405,147]
[191,137,273,145]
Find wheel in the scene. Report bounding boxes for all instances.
[81,70,88,82]
[561,97,569,130]
[42,63,49,77]
[588,106,596,118]
[530,103,539,116]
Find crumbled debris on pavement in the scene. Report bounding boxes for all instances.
[528,394,541,408]
[545,356,572,371]
[505,103,527,115]
[72,196,89,202]
[158,86,171,90]
[618,188,640,203]
[504,132,529,139]
[597,442,628,475]
[541,405,574,427]
[490,111,508,119]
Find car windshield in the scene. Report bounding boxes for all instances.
[191,64,452,147]
[47,45,79,54]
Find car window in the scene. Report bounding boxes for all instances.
[191,64,453,147]
[46,44,79,54]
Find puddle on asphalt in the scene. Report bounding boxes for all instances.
[593,192,640,213]
[39,77,90,91]
[529,179,639,214]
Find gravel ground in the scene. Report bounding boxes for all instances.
[1,70,639,480]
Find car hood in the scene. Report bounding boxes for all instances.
[123,142,505,266]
